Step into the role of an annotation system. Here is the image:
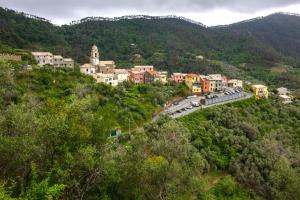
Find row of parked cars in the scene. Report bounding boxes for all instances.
[225,89,242,95]
[169,101,200,115]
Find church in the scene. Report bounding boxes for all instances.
[80,45,116,75]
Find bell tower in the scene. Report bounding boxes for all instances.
[90,45,100,65]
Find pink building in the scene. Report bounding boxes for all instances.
[171,73,187,83]
[129,70,144,84]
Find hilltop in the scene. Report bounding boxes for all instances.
[1,7,300,90]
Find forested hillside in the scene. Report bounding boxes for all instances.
[1,58,300,199]
[213,13,300,59]
[2,7,300,90]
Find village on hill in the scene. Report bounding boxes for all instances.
[30,44,295,111]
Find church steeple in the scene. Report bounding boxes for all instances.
[90,44,99,65]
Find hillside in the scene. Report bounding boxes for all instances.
[1,7,300,90]
[1,58,300,199]
[0,7,288,67]
[213,13,300,59]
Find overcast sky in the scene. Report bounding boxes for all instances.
[0,0,300,26]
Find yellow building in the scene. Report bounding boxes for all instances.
[252,84,269,99]
[192,85,202,94]
[185,74,200,88]
[185,74,201,94]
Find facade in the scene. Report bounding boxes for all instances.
[129,70,144,84]
[132,66,154,72]
[279,95,293,104]
[144,70,158,84]
[200,77,211,93]
[276,87,290,95]
[53,56,74,68]
[171,73,187,83]
[157,71,168,84]
[207,74,223,92]
[63,58,74,68]
[192,84,202,95]
[252,84,269,99]
[114,69,129,83]
[93,73,118,86]
[80,64,95,75]
[228,79,243,88]
[80,45,116,75]
[185,74,200,89]
[32,52,54,66]
[32,52,74,68]
[185,74,201,94]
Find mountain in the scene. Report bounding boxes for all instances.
[1,7,300,88]
[213,13,300,59]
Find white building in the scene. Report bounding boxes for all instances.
[228,79,243,88]
[93,73,118,86]
[114,69,129,83]
[279,95,293,104]
[32,52,74,68]
[32,52,53,66]
[80,64,95,75]
[157,71,168,84]
[131,66,154,72]
[201,74,223,92]
[276,87,290,95]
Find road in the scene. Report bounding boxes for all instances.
[158,92,253,119]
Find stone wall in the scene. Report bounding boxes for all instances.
[0,53,22,61]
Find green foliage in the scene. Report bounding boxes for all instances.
[1,7,300,88]
[179,98,300,200]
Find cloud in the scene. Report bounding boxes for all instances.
[0,0,299,25]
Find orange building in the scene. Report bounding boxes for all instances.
[200,77,211,93]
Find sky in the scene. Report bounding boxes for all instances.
[0,0,300,26]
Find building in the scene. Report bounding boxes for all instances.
[279,95,293,104]
[53,56,74,68]
[32,52,53,66]
[129,70,144,84]
[80,45,116,75]
[93,73,118,86]
[228,79,243,88]
[199,74,223,93]
[32,52,74,68]
[207,74,223,92]
[276,87,290,95]
[144,70,158,84]
[252,84,269,99]
[80,64,95,75]
[185,74,202,94]
[157,71,168,84]
[200,77,211,93]
[131,66,154,73]
[114,69,129,83]
[171,73,187,83]
[185,74,200,88]
[191,84,202,95]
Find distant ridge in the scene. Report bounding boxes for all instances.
[2,7,51,23]
[69,15,208,28]
[212,12,300,29]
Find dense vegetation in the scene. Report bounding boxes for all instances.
[1,7,300,90]
[1,6,300,200]
[179,98,300,200]
[1,56,300,199]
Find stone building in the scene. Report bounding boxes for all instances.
[32,52,74,68]
[80,45,116,75]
